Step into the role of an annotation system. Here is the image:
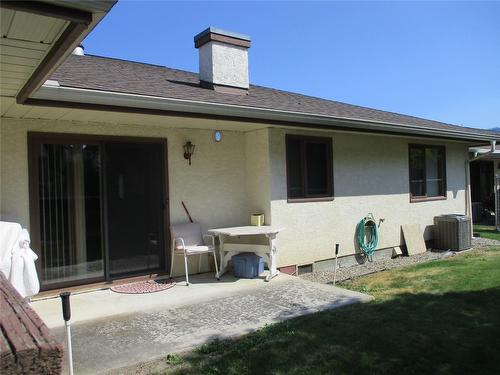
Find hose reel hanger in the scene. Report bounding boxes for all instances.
[356,213,379,262]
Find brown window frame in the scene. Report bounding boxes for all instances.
[285,134,333,202]
[408,144,447,202]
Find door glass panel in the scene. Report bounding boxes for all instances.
[38,143,103,285]
[105,142,164,277]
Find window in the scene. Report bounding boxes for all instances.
[409,144,446,200]
[286,135,333,200]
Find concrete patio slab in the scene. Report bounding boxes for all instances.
[31,273,371,374]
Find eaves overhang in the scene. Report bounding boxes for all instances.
[0,0,116,103]
[29,83,500,143]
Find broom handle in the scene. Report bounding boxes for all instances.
[182,201,193,223]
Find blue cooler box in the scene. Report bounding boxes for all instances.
[232,253,265,278]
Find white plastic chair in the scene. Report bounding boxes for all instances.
[170,222,219,285]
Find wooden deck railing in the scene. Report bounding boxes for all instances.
[0,273,63,374]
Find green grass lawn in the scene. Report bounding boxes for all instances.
[473,225,500,241]
[159,247,500,375]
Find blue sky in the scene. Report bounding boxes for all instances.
[83,1,500,129]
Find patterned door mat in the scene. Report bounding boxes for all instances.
[110,279,176,294]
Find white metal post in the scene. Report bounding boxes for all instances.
[65,321,74,375]
[60,292,73,375]
[496,175,500,231]
[333,243,339,286]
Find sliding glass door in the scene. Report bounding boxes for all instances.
[30,134,168,290]
[36,142,104,286]
[105,142,165,277]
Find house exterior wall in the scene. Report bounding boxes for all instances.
[267,127,469,267]
[1,117,469,278]
[245,129,271,223]
[0,117,250,276]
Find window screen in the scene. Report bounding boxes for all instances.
[286,135,333,199]
[409,145,446,199]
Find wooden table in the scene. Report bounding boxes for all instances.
[208,226,284,282]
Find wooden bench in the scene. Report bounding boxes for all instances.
[0,273,63,374]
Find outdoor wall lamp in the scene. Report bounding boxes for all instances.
[183,141,195,165]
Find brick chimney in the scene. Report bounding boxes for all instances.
[194,27,251,94]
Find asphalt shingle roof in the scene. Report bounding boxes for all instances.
[50,54,498,138]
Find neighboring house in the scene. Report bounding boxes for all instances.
[469,145,500,225]
[1,2,498,292]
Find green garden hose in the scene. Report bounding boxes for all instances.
[356,213,379,262]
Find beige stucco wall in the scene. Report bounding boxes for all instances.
[245,129,271,223]
[0,116,470,276]
[268,127,469,266]
[0,117,252,276]
[199,41,249,89]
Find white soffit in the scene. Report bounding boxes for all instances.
[0,8,68,97]
[0,1,116,100]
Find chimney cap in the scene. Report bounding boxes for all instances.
[194,27,251,49]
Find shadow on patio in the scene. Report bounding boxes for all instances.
[164,288,500,375]
[32,273,370,374]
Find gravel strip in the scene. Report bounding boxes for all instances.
[470,237,500,248]
[300,237,500,285]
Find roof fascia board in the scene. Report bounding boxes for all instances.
[1,2,116,104]
[0,1,92,25]
[16,22,89,104]
[31,84,499,142]
[25,97,477,143]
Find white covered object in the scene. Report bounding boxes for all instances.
[0,221,40,297]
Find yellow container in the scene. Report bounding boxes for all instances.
[251,213,265,226]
